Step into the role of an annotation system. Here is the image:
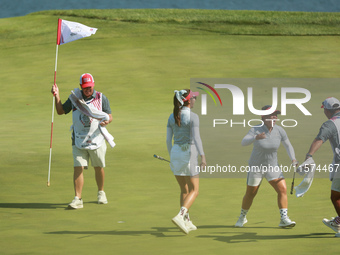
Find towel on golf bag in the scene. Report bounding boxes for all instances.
[294,157,316,197]
[69,88,115,148]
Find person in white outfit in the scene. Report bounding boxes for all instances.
[51,73,112,209]
[304,97,340,237]
[166,89,206,234]
[235,105,298,228]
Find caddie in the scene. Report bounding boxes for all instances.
[51,73,112,209]
[305,97,340,237]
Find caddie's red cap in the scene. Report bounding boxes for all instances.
[80,73,95,88]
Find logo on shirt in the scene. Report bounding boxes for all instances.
[79,114,92,127]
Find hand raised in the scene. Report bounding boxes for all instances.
[255,132,266,140]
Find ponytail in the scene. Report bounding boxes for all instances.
[173,89,190,126]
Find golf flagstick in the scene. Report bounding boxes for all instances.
[47,22,60,187]
[153,154,170,163]
[47,19,98,187]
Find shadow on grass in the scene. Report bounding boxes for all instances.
[195,224,335,242]
[197,224,276,229]
[0,201,106,209]
[46,227,184,238]
[0,203,67,209]
[196,232,334,243]
[45,225,333,241]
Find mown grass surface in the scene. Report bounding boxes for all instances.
[0,9,340,255]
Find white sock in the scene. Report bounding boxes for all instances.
[184,212,190,222]
[280,208,288,219]
[178,207,188,219]
[240,208,248,217]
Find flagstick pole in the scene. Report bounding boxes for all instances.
[47,18,98,186]
[47,43,59,187]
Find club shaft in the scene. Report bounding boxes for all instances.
[154,154,170,163]
[290,171,296,194]
[158,156,170,163]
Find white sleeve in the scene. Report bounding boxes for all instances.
[191,114,204,155]
[192,126,204,155]
[241,128,256,146]
[166,126,173,156]
[282,138,296,161]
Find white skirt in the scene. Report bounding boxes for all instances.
[170,144,199,176]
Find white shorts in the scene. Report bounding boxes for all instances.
[247,165,284,186]
[72,142,107,168]
[170,144,199,176]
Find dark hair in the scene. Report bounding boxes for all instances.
[173,89,190,126]
[327,108,340,115]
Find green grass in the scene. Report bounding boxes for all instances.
[0,9,340,255]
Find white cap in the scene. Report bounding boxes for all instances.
[321,97,340,110]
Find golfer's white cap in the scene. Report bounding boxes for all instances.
[80,73,95,88]
[321,97,340,110]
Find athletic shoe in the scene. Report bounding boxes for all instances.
[68,196,83,209]
[97,191,108,204]
[322,217,334,225]
[235,216,247,227]
[322,218,340,233]
[279,217,296,228]
[185,220,197,231]
[172,215,189,234]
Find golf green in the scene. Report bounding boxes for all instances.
[0,9,339,255]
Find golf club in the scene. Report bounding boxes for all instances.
[290,162,298,195]
[290,171,296,195]
[153,154,170,163]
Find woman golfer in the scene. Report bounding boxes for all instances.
[166,89,206,234]
[235,105,298,228]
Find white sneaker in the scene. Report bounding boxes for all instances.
[68,196,83,209]
[322,218,340,233]
[97,191,108,204]
[235,216,247,227]
[279,217,296,228]
[172,215,189,234]
[185,220,197,231]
